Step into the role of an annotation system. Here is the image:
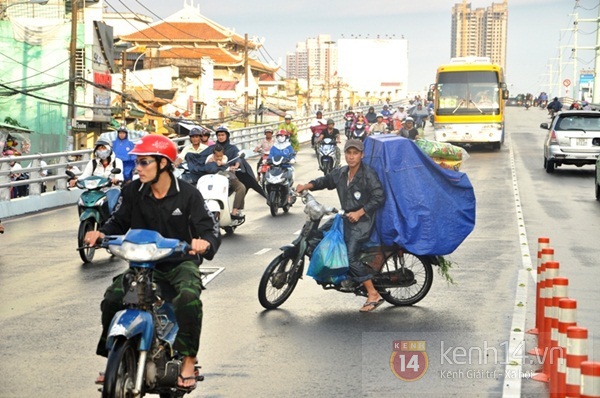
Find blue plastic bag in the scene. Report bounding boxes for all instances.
[307,214,349,282]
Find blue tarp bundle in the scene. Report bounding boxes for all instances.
[363,135,476,256]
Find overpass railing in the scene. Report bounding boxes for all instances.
[3,104,407,219]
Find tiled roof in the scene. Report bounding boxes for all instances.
[214,81,238,91]
[119,22,256,49]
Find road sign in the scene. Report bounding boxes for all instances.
[563,79,571,87]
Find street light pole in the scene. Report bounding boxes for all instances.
[324,40,335,111]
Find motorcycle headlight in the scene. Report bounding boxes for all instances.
[267,175,284,184]
[80,178,105,189]
[108,241,173,262]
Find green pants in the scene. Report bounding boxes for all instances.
[97,261,203,358]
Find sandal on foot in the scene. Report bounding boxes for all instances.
[177,374,197,391]
[360,298,384,312]
[95,372,105,385]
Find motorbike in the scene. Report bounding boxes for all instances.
[352,123,368,141]
[257,192,436,310]
[316,137,338,176]
[196,154,247,234]
[264,155,296,217]
[255,149,271,191]
[67,168,121,263]
[97,229,203,398]
[344,116,354,139]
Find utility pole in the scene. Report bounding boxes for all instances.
[593,6,600,103]
[243,33,249,127]
[121,51,126,124]
[575,8,600,103]
[307,65,311,113]
[67,0,78,150]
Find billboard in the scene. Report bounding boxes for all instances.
[337,38,408,97]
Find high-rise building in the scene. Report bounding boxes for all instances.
[451,0,508,70]
[285,34,337,82]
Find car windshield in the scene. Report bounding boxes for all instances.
[556,115,600,131]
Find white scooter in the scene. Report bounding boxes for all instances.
[196,155,245,234]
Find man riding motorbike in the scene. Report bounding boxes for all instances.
[296,139,385,312]
[547,97,563,116]
[309,110,328,148]
[317,119,342,167]
[370,114,389,135]
[174,127,210,167]
[84,134,221,391]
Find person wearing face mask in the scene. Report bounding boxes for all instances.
[268,130,296,164]
[70,138,124,211]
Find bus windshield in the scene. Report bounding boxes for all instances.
[436,71,500,115]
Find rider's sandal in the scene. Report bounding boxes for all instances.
[359,298,384,312]
[95,372,105,385]
[177,374,197,391]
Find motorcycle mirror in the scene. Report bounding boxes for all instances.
[110,168,122,175]
[239,152,246,159]
[65,170,76,178]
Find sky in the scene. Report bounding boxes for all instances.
[105,0,600,98]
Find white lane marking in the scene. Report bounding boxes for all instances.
[254,248,272,255]
[200,267,225,286]
[502,141,534,398]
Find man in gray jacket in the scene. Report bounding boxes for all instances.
[296,139,385,312]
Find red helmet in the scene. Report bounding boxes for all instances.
[130,134,177,163]
[277,129,289,136]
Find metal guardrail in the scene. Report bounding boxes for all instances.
[0,103,400,219]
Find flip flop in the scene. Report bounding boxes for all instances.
[360,298,384,312]
[177,374,198,391]
[94,372,105,385]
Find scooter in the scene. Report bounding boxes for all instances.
[67,168,121,263]
[352,123,368,141]
[97,229,203,398]
[264,155,296,217]
[257,192,436,310]
[196,155,246,234]
[316,138,338,176]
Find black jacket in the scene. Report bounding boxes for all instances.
[310,163,384,241]
[101,174,221,268]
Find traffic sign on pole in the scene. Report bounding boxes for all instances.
[563,79,571,87]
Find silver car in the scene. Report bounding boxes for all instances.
[540,110,600,173]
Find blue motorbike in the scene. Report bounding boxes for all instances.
[99,229,203,398]
[67,169,121,263]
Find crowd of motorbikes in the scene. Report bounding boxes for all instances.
[66,105,440,397]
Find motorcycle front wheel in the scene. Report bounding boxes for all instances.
[78,218,97,263]
[378,252,433,306]
[258,253,301,309]
[102,338,138,398]
[269,191,279,217]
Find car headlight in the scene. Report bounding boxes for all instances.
[108,241,173,262]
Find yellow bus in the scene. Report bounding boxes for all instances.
[427,57,509,150]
